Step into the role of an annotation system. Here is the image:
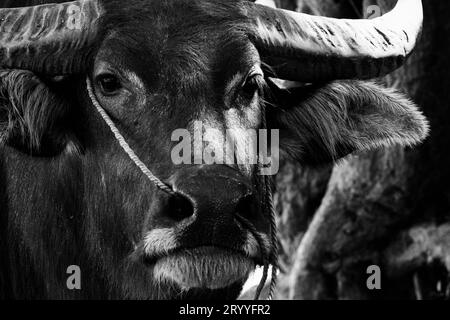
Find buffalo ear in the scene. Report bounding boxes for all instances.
[266,80,429,165]
[0,70,79,156]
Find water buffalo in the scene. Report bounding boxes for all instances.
[0,0,428,299]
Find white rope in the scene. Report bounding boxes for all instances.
[86,78,175,195]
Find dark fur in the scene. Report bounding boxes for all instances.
[0,70,81,156]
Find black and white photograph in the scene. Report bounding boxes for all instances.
[0,0,448,308]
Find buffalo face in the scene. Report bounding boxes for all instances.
[88,8,271,297]
[0,0,428,299]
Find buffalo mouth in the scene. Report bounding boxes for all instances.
[148,246,256,290]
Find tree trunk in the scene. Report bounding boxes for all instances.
[274,0,450,300]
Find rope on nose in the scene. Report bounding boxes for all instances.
[86,78,176,196]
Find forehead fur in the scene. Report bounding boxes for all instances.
[97,0,253,79]
[95,0,260,122]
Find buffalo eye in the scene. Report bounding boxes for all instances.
[97,74,122,96]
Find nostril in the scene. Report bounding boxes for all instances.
[235,194,258,220]
[167,193,195,222]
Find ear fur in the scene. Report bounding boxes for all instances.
[0,69,78,155]
[267,80,429,165]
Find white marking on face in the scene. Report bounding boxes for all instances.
[191,66,263,174]
[125,70,145,90]
[100,171,106,189]
[124,70,147,105]
[243,232,271,258]
[152,247,255,290]
[223,104,261,175]
[143,228,178,257]
[224,66,263,171]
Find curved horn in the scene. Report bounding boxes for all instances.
[0,0,103,75]
[248,0,423,81]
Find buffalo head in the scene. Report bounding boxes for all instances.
[0,0,428,299]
